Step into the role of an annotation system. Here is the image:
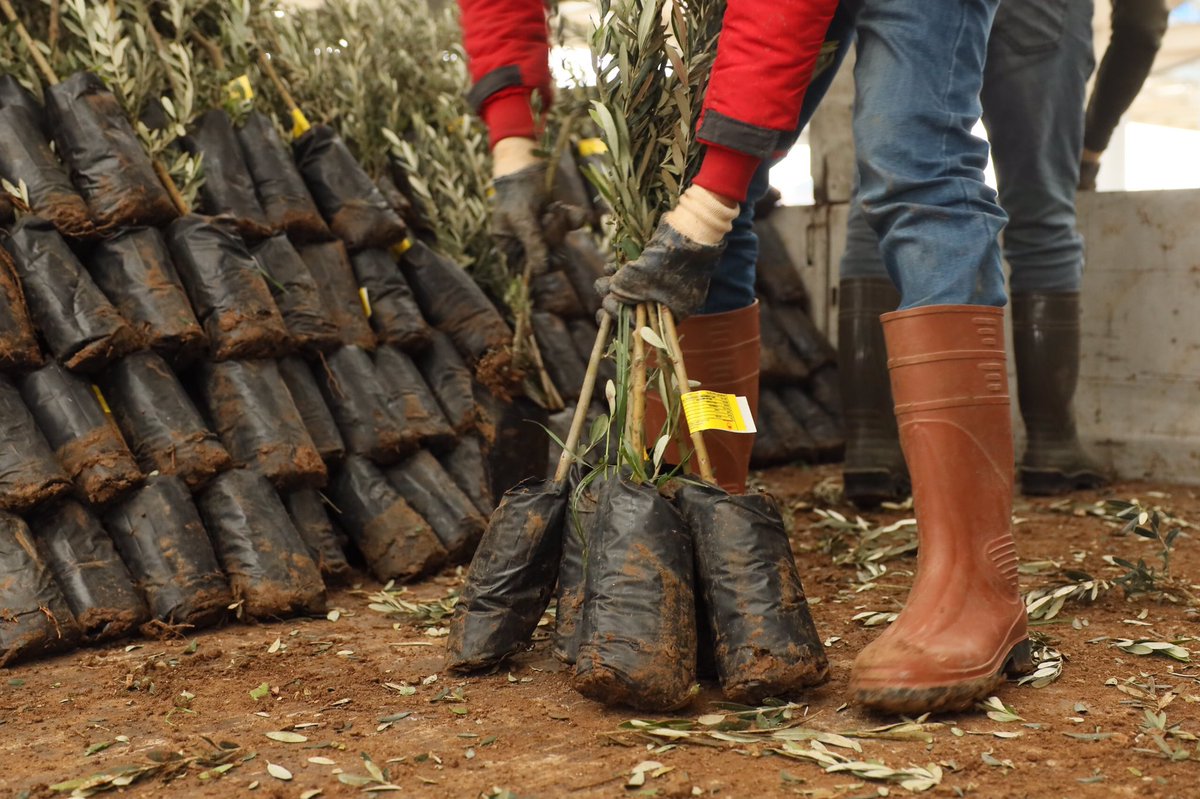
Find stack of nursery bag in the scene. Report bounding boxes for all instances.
[0,73,519,665]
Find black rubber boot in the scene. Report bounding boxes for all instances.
[838,278,909,507]
[1012,292,1111,496]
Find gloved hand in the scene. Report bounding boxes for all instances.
[491,137,587,276]
[596,184,739,321]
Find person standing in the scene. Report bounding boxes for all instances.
[839,0,1111,507]
[459,0,1031,714]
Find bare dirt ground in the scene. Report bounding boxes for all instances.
[3,464,1200,799]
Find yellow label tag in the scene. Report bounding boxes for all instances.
[577,137,609,157]
[91,384,112,414]
[390,237,413,258]
[681,390,756,434]
[290,107,311,139]
[226,74,254,104]
[358,286,372,319]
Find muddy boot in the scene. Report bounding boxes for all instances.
[850,305,1032,714]
[645,302,760,494]
[1012,292,1111,496]
[838,278,909,506]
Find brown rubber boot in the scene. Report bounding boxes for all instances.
[838,278,909,507]
[1012,292,1111,496]
[850,305,1032,714]
[645,301,760,494]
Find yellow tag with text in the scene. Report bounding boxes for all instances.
[358,286,372,319]
[226,74,254,104]
[91,384,112,414]
[681,390,756,434]
[390,237,413,258]
[577,137,608,157]
[290,107,311,139]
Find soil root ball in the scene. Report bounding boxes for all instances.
[326,456,445,582]
[676,482,829,702]
[278,355,346,464]
[46,71,177,228]
[552,470,605,665]
[446,478,566,672]
[438,435,494,517]
[774,303,837,372]
[283,488,352,584]
[293,125,407,251]
[531,270,586,319]
[5,216,139,373]
[99,351,232,490]
[236,110,330,242]
[374,345,456,451]
[19,363,142,506]
[0,75,46,128]
[298,240,376,349]
[0,375,71,512]
[87,227,208,365]
[754,223,811,307]
[759,301,810,384]
[0,512,80,665]
[252,235,341,352]
[102,474,230,628]
[180,109,271,239]
[314,345,408,464]
[197,469,326,619]
[30,499,148,643]
[416,330,478,436]
[574,477,697,711]
[0,105,96,238]
[385,450,485,562]
[0,245,41,369]
[166,214,290,361]
[400,239,511,363]
[560,231,607,317]
[350,248,432,351]
[199,359,326,490]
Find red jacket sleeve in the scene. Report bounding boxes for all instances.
[694,0,841,201]
[458,0,552,147]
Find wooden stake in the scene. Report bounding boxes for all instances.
[554,314,613,482]
[628,303,648,469]
[647,305,690,465]
[660,305,715,484]
[257,50,302,115]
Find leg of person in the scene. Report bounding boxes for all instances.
[847,0,1030,714]
[837,194,908,506]
[662,3,858,493]
[1081,0,1170,188]
[983,0,1110,495]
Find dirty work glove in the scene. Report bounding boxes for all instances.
[596,184,739,321]
[491,137,588,276]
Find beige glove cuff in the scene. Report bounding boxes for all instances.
[663,185,740,246]
[492,137,542,178]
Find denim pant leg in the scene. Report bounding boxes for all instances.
[984,0,1093,295]
[702,1,858,314]
[853,0,1008,310]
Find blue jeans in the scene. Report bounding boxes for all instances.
[702,2,857,314]
[842,0,1094,297]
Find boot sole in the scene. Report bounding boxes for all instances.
[844,470,911,509]
[1020,468,1110,497]
[852,639,1033,715]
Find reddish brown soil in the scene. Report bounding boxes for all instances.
[3,465,1200,798]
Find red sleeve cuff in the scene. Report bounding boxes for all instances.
[482,89,542,148]
[692,144,762,202]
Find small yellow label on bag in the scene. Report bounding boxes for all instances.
[358,286,372,319]
[390,237,413,258]
[681,390,756,434]
[226,74,254,103]
[290,107,311,139]
[91,384,112,414]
